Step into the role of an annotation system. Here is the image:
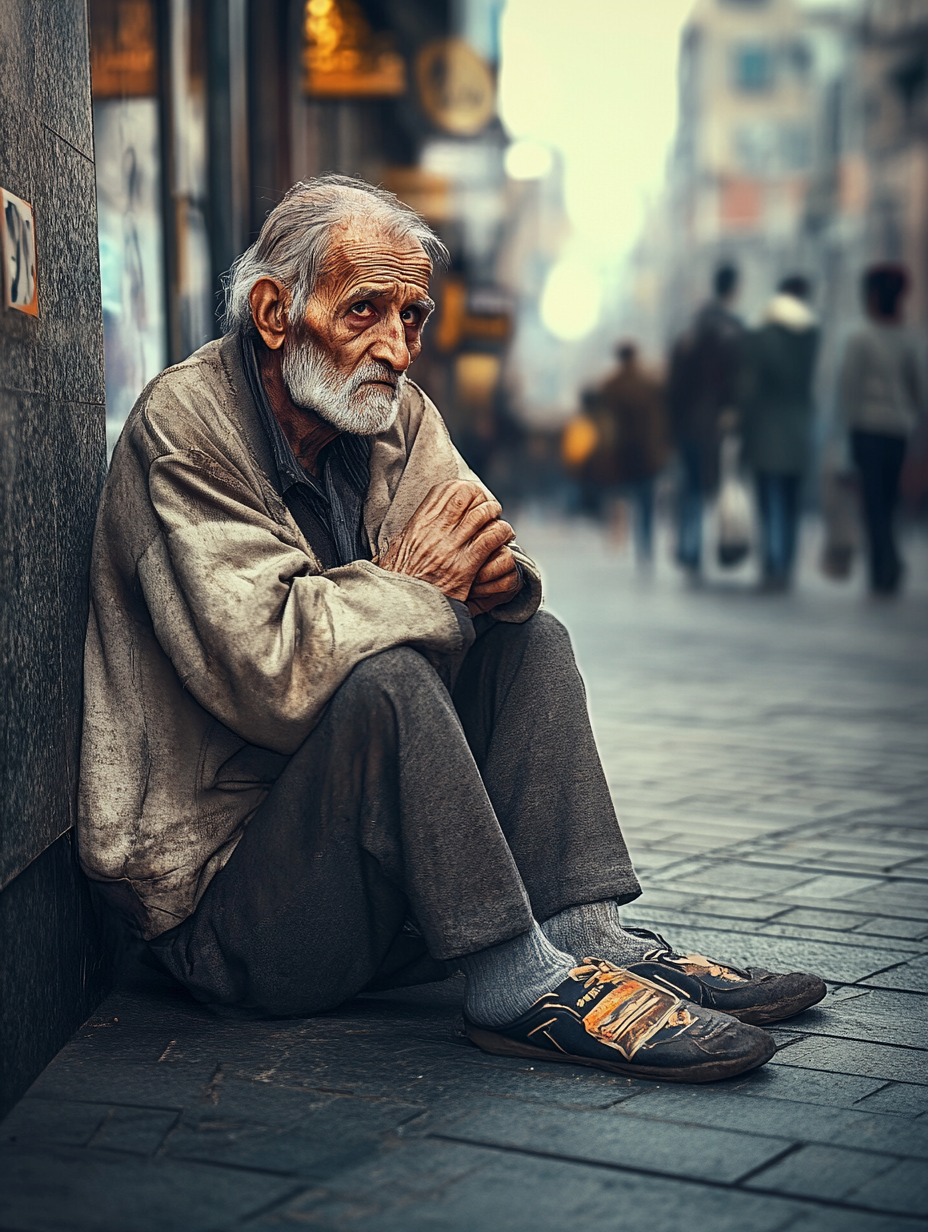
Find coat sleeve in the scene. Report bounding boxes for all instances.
[140,448,467,753]
[449,443,543,624]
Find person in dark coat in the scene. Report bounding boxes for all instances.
[741,275,819,590]
[595,342,670,562]
[667,264,744,577]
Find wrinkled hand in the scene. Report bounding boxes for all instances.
[378,480,515,602]
[466,545,521,616]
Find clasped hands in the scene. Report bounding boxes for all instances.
[377,480,521,616]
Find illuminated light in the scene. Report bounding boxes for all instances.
[504,140,553,181]
[303,0,405,97]
[540,260,602,341]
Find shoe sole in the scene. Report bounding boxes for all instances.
[725,982,827,1026]
[466,1026,775,1084]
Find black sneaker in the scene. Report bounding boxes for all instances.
[465,959,775,1083]
[623,928,827,1025]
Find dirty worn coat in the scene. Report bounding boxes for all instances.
[78,334,542,940]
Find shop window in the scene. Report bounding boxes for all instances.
[89,0,214,453]
[89,0,166,452]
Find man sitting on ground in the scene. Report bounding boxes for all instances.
[78,176,825,1084]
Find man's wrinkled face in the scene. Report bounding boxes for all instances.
[281,219,434,435]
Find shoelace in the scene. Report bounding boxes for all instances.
[569,958,630,989]
[625,928,751,980]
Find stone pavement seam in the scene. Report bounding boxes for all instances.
[426,1132,928,1222]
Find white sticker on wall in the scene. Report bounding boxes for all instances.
[2,188,39,317]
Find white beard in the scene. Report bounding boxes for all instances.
[281,333,405,435]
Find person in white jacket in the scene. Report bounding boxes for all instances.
[839,265,924,594]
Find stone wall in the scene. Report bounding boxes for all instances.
[0,0,113,1116]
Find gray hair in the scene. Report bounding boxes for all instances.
[221,174,449,335]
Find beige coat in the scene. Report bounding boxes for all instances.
[78,334,542,939]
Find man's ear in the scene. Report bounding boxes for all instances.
[249,278,290,351]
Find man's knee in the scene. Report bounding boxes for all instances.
[337,645,442,711]
[523,608,571,647]
[488,609,573,659]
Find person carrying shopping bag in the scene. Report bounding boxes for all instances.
[741,276,819,592]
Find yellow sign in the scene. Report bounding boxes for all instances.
[415,38,495,136]
[89,0,158,99]
[562,417,598,469]
[303,0,405,98]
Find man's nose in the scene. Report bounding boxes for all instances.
[369,312,411,372]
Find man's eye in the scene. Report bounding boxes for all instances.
[349,301,375,319]
[401,307,421,326]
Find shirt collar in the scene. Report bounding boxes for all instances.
[240,334,324,498]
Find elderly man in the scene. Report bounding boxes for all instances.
[79,176,824,1084]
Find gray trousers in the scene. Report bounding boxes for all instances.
[150,611,640,1016]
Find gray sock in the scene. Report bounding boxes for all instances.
[458,923,576,1028]
[541,900,654,967]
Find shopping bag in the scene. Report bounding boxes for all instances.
[819,433,860,580]
[716,434,752,567]
[820,467,860,579]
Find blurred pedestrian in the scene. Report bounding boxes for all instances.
[667,264,744,578]
[596,342,669,563]
[741,276,819,591]
[561,392,602,519]
[838,265,925,595]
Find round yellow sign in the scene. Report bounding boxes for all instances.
[415,38,496,137]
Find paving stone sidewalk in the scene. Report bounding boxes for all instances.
[3,517,927,1232]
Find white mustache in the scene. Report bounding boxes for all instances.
[351,364,399,392]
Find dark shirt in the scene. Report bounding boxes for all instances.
[241,336,373,570]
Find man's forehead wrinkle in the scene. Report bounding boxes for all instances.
[323,244,431,280]
[319,220,430,277]
[316,234,432,307]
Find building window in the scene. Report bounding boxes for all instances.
[781,123,812,172]
[732,44,775,93]
[720,178,763,230]
[785,40,811,78]
[733,121,777,174]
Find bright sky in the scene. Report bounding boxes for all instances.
[499,0,694,265]
[496,0,856,370]
[498,0,694,339]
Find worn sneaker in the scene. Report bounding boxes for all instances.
[465,959,775,1083]
[622,928,827,1025]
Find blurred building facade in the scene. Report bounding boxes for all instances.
[626,0,928,466]
[668,0,820,322]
